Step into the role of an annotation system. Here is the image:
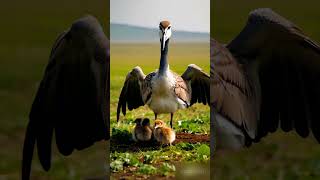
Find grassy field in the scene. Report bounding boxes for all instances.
[212,0,320,179]
[0,0,109,179]
[110,43,210,179]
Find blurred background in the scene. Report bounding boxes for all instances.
[0,0,109,179]
[212,0,320,179]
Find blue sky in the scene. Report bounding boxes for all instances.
[110,0,210,33]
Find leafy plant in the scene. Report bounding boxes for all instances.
[137,164,157,175]
[110,152,140,172]
[177,118,208,134]
[122,153,140,167]
[176,142,196,151]
[110,160,123,172]
[196,144,210,161]
[143,153,155,164]
[111,128,132,144]
[159,162,176,176]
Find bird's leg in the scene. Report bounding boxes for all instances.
[155,113,158,120]
[170,113,173,128]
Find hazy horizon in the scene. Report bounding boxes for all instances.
[110,23,209,42]
[111,22,210,34]
[111,0,210,33]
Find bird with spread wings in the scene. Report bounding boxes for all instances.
[116,21,210,128]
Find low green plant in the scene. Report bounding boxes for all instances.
[111,128,132,144]
[196,144,210,161]
[176,142,196,151]
[110,152,140,172]
[137,164,157,175]
[110,160,124,172]
[159,162,176,176]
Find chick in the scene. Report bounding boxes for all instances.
[153,119,176,146]
[132,118,153,142]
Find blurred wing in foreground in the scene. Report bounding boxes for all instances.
[22,15,110,180]
[212,8,320,149]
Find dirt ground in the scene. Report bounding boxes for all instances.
[174,133,209,144]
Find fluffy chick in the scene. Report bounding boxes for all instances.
[132,118,153,142]
[153,119,176,146]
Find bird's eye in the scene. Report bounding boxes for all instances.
[168,26,171,30]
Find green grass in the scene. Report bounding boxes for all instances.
[110,43,210,178]
[0,0,108,179]
[212,1,320,179]
[110,143,209,176]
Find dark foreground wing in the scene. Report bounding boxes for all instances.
[212,8,320,145]
[22,15,109,180]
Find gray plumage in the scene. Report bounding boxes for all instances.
[22,15,109,180]
[212,8,320,149]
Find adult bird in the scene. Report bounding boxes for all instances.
[117,20,210,128]
[22,15,110,180]
[211,8,320,150]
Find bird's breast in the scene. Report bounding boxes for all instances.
[152,74,175,95]
[148,74,183,113]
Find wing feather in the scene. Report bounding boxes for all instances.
[22,16,109,180]
[182,64,210,106]
[116,67,146,121]
[174,74,190,105]
[212,8,320,144]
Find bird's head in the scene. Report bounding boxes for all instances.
[134,118,143,126]
[142,118,150,126]
[159,20,172,51]
[154,119,165,129]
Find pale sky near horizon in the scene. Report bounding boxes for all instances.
[110,0,210,33]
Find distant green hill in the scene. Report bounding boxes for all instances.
[111,23,209,42]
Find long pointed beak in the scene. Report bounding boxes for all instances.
[154,125,159,129]
[162,32,166,51]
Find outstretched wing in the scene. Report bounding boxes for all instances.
[211,38,257,139]
[22,15,109,180]
[212,8,320,145]
[182,64,210,106]
[117,67,151,121]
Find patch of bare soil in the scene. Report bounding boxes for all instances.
[174,133,209,144]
